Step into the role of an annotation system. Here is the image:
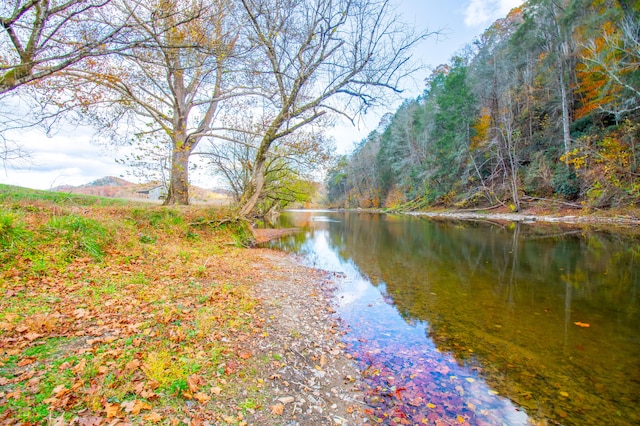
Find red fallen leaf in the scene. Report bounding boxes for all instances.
[574,322,590,328]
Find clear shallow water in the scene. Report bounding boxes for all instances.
[265,211,640,425]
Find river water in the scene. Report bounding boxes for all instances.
[264,210,640,425]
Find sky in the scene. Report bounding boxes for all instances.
[0,0,523,191]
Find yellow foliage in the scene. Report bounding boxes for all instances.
[470,108,491,149]
[560,148,587,170]
[143,349,188,387]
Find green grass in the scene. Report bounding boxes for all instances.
[0,184,127,206]
[46,214,111,261]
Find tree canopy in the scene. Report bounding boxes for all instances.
[328,0,640,211]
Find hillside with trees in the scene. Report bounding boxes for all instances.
[326,0,640,212]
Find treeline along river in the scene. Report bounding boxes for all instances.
[264,211,640,425]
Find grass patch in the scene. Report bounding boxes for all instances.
[0,185,276,424]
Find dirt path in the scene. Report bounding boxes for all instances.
[247,249,368,425]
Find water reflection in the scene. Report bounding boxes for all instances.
[266,211,640,425]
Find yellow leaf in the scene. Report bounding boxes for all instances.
[574,322,590,328]
[458,415,465,423]
[427,403,436,409]
[465,378,475,383]
[560,391,569,397]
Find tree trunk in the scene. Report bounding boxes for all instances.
[239,159,266,217]
[557,49,571,155]
[164,146,190,205]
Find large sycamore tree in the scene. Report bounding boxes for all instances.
[0,0,134,95]
[64,0,238,204]
[235,0,427,217]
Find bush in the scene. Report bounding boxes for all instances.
[552,165,581,200]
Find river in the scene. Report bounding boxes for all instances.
[264,210,640,425]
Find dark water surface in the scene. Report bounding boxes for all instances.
[265,211,640,425]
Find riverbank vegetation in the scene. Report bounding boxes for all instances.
[326,0,640,213]
[0,185,280,423]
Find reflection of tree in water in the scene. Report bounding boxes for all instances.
[316,214,640,425]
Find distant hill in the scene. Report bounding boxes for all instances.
[53,176,231,204]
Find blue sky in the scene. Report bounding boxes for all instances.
[0,0,522,190]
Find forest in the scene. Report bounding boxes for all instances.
[326,0,640,212]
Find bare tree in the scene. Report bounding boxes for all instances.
[236,0,429,217]
[0,0,135,95]
[581,14,640,120]
[200,114,333,215]
[58,0,239,205]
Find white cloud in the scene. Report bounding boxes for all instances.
[0,127,130,190]
[463,0,523,28]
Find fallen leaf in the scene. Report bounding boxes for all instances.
[559,391,569,397]
[194,392,211,403]
[17,357,36,367]
[143,412,163,423]
[238,351,251,360]
[187,374,205,392]
[51,415,66,426]
[574,322,590,328]
[6,389,21,399]
[278,396,295,405]
[52,385,70,398]
[24,332,42,341]
[58,361,72,371]
[125,359,141,371]
[72,359,87,374]
[427,403,436,409]
[105,403,120,418]
[457,415,465,423]
[210,386,222,395]
[270,403,285,416]
[465,377,475,383]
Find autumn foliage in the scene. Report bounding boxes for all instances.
[0,185,279,424]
